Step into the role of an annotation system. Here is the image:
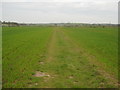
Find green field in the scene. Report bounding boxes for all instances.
[2,26,118,88]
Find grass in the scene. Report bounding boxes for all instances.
[2,26,118,88]
[62,27,118,77]
[3,26,53,87]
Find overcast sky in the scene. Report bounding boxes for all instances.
[1,0,119,24]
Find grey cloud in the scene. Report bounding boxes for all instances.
[2,2,118,24]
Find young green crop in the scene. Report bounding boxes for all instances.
[62,27,118,77]
[3,26,118,88]
[3,26,53,87]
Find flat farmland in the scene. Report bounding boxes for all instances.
[2,26,118,88]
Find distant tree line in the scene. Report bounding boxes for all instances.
[2,21,19,27]
[0,21,118,27]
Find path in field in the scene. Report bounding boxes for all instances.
[33,27,117,88]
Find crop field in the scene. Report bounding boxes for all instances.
[2,26,118,88]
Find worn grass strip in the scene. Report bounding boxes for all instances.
[36,27,117,88]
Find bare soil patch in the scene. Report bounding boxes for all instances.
[33,71,50,77]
